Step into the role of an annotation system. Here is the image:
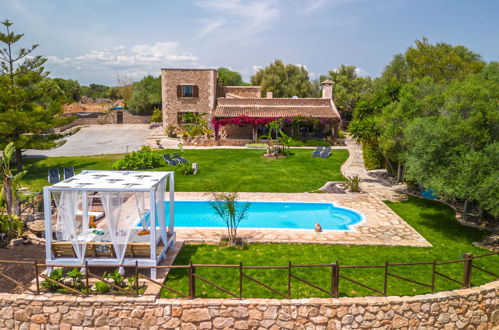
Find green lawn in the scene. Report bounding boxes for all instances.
[22,148,348,193]
[161,197,498,298]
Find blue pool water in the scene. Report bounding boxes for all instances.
[157,201,362,230]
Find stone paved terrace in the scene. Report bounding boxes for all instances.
[174,192,431,247]
[340,136,409,202]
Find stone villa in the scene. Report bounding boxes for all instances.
[161,68,341,143]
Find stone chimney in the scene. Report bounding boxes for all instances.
[321,80,334,99]
[266,91,273,99]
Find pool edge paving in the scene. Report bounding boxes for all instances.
[173,192,432,247]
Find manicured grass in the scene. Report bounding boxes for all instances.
[22,148,348,193]
[161,197,498,298]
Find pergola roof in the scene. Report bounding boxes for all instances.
[50,170,170,191]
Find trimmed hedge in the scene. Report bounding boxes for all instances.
[288,139,331,147]
[362,143,385,170]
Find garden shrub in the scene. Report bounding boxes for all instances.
[41,268,63,292]
[112,146,162,170]
[95,281,110,294]
[150,107,162,123]
[0,215,24,247]
[288,139,331,147]
[177,162,195,176]
[362,143,385,170]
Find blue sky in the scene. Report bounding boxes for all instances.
[2,0,498,85]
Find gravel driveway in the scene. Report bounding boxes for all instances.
[25,124,153,157]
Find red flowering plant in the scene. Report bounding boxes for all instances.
[212,116,280,137]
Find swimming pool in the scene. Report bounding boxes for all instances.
[155,201,362,230]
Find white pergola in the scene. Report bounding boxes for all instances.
[43,170,175,279]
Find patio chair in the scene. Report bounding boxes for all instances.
[163,154,180,166]
[320,146,332,158]
[63,167,75,180]
[312,146,324,157]
[48,168,60,184]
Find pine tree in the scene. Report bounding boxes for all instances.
[0,19,69,171]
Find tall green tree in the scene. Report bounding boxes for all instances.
[127,75,161,112]
[327,65,372,120]
[251,60,314,97]
[52,78,82,103]
[405,37,485,83]
[404,63,498,216]
[377,78,444,178]
[350,38,487,173]
[0,19,68,171]
[217,67,247,86]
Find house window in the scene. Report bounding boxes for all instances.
[177,85,199,97]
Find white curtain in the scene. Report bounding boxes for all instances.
[99,192,136,270]
[157,180,167,245]
[54,190,89,263]
[135,192,148,230]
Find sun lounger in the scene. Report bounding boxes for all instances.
[63,167,75,180]
[174,155,189,164]
[48,168,60,184]
[163,154,180,166]
[312,146,324,157]
[320,146,332,158]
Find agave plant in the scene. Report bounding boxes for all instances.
[346,175,362,192]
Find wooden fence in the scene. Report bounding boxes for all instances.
[0,251,497,298]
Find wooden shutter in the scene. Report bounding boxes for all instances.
[193,85,199,97]
[177,85,182,97]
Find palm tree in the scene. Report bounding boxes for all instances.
[0,142,26,216]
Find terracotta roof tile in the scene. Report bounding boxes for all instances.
[214,106,337,118]
[214,97,341,119]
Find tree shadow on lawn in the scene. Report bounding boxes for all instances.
[392,197,488,246]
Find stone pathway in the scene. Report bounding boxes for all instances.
[340,137,409,202]
[174,192,431,247]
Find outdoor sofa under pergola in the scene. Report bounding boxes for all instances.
[43,170,175,279]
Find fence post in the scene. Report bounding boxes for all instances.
[239,261,243,300]
[431,259,436,293]
[34,261,40,295]
[384,261,388,296]
[189,260,196,299]
[288,261,291,299]
[332,261,339,298]
[462,253,473,288]
[135,261,139,296]
[85,261,89,296]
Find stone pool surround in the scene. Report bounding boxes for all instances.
[0,280,496,329]
[173,192,431,247]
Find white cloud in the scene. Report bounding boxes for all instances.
[46,42,199,82]
[195,0,279,41]
[304,0,327,12]
[251,65,263,73]
[355,67,369,76]
[304,0,366,13]
[197,20,225,38]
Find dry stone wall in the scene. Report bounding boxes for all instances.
[0,280,497,329]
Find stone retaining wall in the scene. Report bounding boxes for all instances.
[1,280,497,329]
